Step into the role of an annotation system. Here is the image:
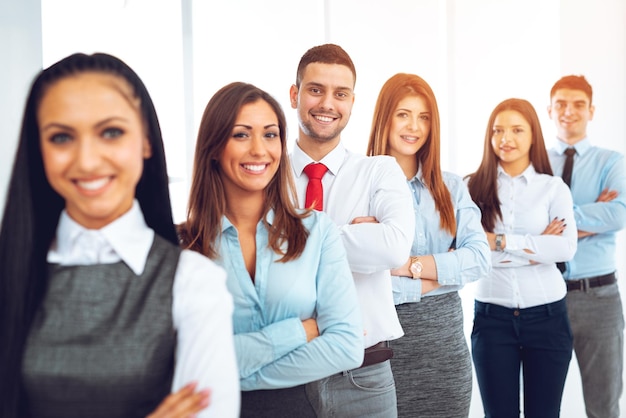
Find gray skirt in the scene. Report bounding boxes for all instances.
[391,291,472,418]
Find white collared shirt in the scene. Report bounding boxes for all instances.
[474,164,578,309]
[291,142,415,348]
[48,202,240,418]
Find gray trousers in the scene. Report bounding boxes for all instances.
[566,281,624,418]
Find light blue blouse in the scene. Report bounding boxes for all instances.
[392,170,491,304]
[218,209,363,391]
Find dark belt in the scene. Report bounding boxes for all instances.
[566,272,616,292]
[360,341,393,368]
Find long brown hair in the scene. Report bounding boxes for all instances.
[178,82,309,261]
[367,73,455,235]
[466,98,553,231]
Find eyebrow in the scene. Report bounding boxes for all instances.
[40,116,128,132]
[305,81,353,92]
[233,123,279,130]
[397,108,430,114]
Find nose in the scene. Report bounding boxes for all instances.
[407,116,420,132]
[319,92,335,111]
[75,138,101,171]
[249,135,267,156]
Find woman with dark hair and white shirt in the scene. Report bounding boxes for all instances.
[466,98,577,417]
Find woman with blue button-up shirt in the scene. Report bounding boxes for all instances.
[367,73,491,418]
[179,82,363,417]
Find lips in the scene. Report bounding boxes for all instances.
[75,177,111,191]
[242,163,268,173]
[313,113,338,124]
[401,135,419,143]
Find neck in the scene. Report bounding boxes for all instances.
[500,160,530,177]
[558,135,585,146]
[224,191,265,229]
[297,131,340,162]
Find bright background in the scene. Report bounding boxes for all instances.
[1,1,625,416]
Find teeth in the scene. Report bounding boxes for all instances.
[315,115,333,123]
[402,136,418,141]
[243,164,266,172]
[77,177,109,190]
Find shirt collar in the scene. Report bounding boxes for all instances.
[291,140,345,177]
[221,209,275,233]
[497,163,537,182]
[554,137,591,156]
[50,200,154,275]
[408,165,426,188]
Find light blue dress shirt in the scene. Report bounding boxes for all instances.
[217,209,363,391]
[392,169,491,304]
[549,138,626,279]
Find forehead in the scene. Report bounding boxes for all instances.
[38,72,138,116]
[397,94,429,111]
[300,62,355,90]
[494,110,529,125]
[551,88,590,103]
[236,100,278,124]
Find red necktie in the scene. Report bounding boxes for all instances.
[304,163,328,211]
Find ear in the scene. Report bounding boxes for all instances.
[589,104,595,121]
[546,104,552,119]
[289,84,298,109]
[142,136,152,158]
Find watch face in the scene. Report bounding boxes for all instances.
[410,260,423,276]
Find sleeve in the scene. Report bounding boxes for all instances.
[339,158,415,273]
[432,180,491,286]
[574,153,626,233]
[391,274,423,304]
[503,180,578,265]
[239,214,364,390]
[172,250,240,418]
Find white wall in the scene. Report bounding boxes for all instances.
[1,1,625,416]
[0,0,42,218]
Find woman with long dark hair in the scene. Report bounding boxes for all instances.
[0,52,239,418]
[467,98,577,417]
[178,81,363,417]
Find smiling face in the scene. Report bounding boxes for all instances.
[388,95,431,163]
[491,109,532,175]
[219,100,281,200]
[38,72,151,229]
[548,88,594,145]
[290,62,355,148]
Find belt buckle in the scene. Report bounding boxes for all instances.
[579,278,589,292]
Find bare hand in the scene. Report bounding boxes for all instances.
[350,216,378,224]
[147,382,210,418]
[390,257,411,277]
[302,318,320,342]
[542,217,566,236]
[421,279,441,295]
[597,188,618,202]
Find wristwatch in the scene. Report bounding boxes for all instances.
[495,234,504,252]
[409,256,423,279]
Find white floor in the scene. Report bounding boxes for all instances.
[460,282,626,418]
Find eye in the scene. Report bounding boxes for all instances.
[492,128,503,134]
[264,131,279,139]
[49,132,72,144]
[395,112,408,118]
[232,131,249,140]
[102,127,124,139]
[513,128,524,134]
[309,88,322,95]
[419,114,430,121]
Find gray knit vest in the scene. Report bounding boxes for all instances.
[22,234,181,418]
